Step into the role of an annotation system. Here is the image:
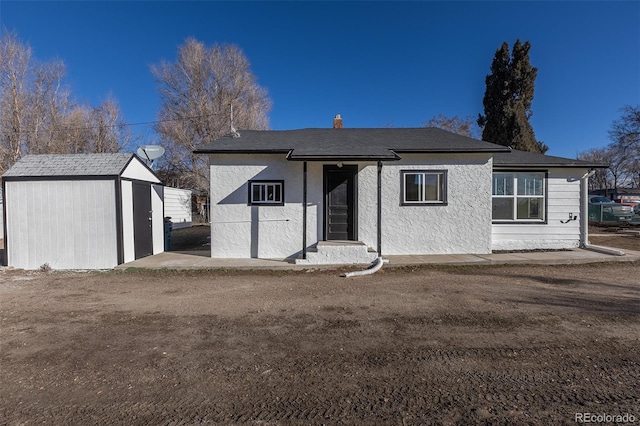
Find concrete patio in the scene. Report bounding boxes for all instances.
[116,245,640,271]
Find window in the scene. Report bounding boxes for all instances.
[492,172,545,221]
[401,170,447,205]
[248,180,284,206]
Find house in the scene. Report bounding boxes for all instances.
[2,153,165,269]
[195,116,606,264]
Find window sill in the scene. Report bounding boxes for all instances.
[401,202,448,206]
[492,220,547,225]
[248,202,285,207]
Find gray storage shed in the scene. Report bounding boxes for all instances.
[2,153,164,269]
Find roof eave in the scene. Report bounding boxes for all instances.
[494,162,609,169]
[286,150,401,161]
[193,149,291,155]
[2,174,121,181]
[286,156,400,162]
[394,148,511,153]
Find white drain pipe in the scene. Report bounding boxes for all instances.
[580,169,595,248]
[343,257,388,278]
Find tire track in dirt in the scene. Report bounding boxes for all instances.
[2,264,639,424]
[3,340,637,424]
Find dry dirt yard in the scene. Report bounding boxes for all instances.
[589,224,640,253]
[1,261,639,425]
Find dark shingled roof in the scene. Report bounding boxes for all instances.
[3,153,136,178]
[195,127,607,168]
[493,149,608,168]
[195,128,511,160]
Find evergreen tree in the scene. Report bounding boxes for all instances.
[478,40,548,153]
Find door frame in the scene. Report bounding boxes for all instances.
[132,181,154,259]
[323,165,358,241]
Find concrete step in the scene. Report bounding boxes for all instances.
[295,241,378,265]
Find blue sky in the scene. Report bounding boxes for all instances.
[1,1,638,159]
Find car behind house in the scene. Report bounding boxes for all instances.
[588,196,634,222]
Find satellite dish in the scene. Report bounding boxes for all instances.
[137,145,165,161]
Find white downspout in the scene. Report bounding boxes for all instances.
[343,257,389,278]
[580,169,594,248]
[581,170,625,256]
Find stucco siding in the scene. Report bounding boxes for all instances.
[380,154,493,255]
[355,163,379,250]
[209,154,305,259]
[5,180,118,269]
[209,153,493,258]
[492,168,585,250]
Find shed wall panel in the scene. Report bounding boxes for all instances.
[152,185,165,255]
[121,180,135,263]
[164,187,192,229]
[5,180,118,269]
[121,159,161,183]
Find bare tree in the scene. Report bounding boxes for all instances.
[424,114,480,139]
[577,147,632,192]
[609,105,640,186]
[577,148,608,191]
[27,60,72,154]
[0,31,127,175]
[151,38,271,194]
[85,99,130,153]
[0,30,31,170]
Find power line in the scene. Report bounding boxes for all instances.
[0,111,226,137]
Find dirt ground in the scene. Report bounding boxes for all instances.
[1,260,638,425]
[589,224,640,252]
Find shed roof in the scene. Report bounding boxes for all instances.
[3,153,139,178]
[194,128,511,160]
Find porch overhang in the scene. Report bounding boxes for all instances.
[285,149,401,162]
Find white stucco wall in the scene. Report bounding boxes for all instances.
[209,154,306,259]
[5,180,118,269]
[209,153,494,258]
[491,168,585,251]
[379,154,493,255]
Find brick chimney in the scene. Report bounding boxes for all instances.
[333,114,343,129]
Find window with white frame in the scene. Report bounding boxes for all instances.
[492,172,545,221]
[248,180,284,206]
[401,170,447,205]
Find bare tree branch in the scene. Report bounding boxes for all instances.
[151,38,271,194]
